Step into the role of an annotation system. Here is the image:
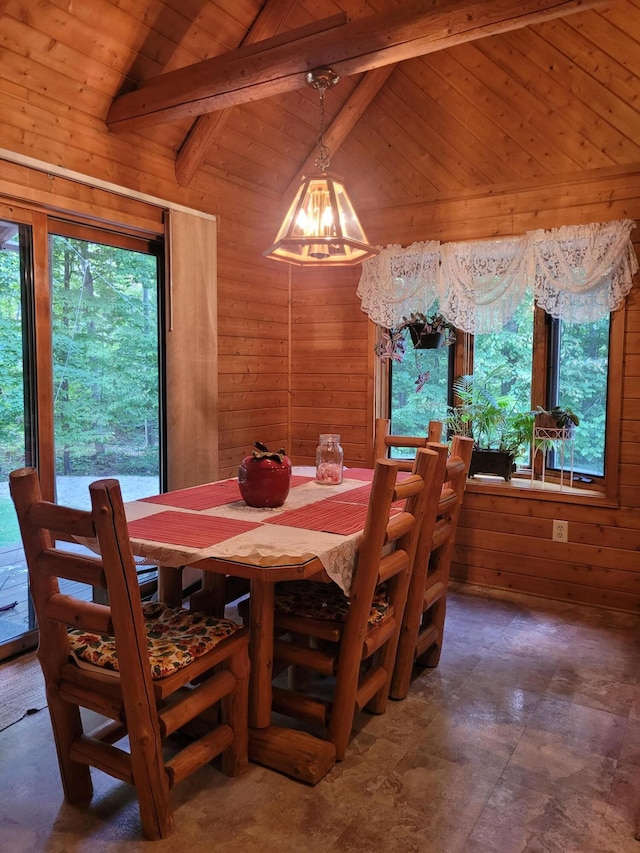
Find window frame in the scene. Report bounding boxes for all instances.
[381,301,624,504]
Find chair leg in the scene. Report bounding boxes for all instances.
[46,695,93,804]
[390,557,428,701]
[220,644,250,776]
[124,703,173,840]
[417,599,446,667]
[327,652,361,761]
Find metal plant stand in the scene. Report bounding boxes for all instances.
[531,426,575,490]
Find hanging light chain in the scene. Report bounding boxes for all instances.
[306,69,339,173]
[315,83,330,171]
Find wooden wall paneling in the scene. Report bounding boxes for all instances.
[0,159,164,236]
[289,265,370,467]
[504,26,640,164]
[385,65,517,187]
[452,557,640,612]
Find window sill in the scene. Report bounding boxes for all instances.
[464,473,617,507]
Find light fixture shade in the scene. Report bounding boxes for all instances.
[264,174,379,267]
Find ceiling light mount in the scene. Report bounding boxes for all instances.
[264,67,378,267]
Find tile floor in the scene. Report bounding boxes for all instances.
[1,582,639,852]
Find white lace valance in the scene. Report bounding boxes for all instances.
[357,240,440,329]
[357,219,638,332]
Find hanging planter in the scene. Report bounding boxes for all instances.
[374,312,456,392]
[407,326,444,349]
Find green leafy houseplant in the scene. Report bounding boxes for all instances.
[447,371,534,480]
[375,313,456,393]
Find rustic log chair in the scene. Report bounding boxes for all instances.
[9,467,250,841]
[248,447,440,762]
[373,417,443,471]
[390,434,474,699]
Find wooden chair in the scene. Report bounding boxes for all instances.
[373,417,443,471]
[9,467,250,841]
[259,447,440,761]
[390,434,474,699]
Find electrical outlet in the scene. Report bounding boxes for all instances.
[552,520,569,543]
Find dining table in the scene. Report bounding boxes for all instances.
[122,465,389,784]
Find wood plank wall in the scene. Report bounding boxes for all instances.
[290,266,374,468]
[317,163,639,612]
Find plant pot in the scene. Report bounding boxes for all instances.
[407,324,444,349]
[468,449,516,481]
[534,413,575,438]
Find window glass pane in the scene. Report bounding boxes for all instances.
[390,343,451,452]
[550,317,609,478]
[473,290,534,465]
[50,234,161,507]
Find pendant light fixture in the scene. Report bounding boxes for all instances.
[264,68,379,267]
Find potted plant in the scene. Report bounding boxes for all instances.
[447,371,534,481]
[375,312,456,392]
[534,405,580,438]
[401,312,456,349]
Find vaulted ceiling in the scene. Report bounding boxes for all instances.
[2,0,640,215]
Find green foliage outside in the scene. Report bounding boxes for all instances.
[0,233,160,544]
[49,235,160,479]
[389,289,609,477]
[390,344,451,444]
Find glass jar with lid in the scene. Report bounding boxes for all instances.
[315,434,344,484]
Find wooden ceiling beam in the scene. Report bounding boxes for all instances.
[175,3,347,187]
[107,0,607,133]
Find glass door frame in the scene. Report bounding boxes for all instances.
[0,202,165,660]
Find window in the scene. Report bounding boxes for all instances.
[548,316,610,478]
[389,339,453,436]
[386,303,615,487]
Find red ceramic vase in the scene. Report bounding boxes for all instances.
[238,453,292,507]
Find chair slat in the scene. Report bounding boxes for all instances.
[40,549,107,588]
[390,434,474,699]
[28,501,96,539]
[377,549,409,583]
[44,593,112,634]
[69,735,133,784]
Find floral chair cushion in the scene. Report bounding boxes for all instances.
[68,602,241,680]
[274,581,390,625]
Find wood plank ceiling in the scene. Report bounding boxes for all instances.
[2,0,639,216]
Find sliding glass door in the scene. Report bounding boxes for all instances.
[0,217,37,650]
[0,216,163,659]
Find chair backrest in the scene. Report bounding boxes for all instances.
[347,447,439,636]
[374,417,443,472]
[9,467,156,702]
[389,434,475,698]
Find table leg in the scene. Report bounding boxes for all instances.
[158,565,184,607]
[245,578,336,784]
[248,579,274,729]
[189,572,226,617]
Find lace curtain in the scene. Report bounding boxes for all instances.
[357,219,638,332]
[357,240,440,329]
